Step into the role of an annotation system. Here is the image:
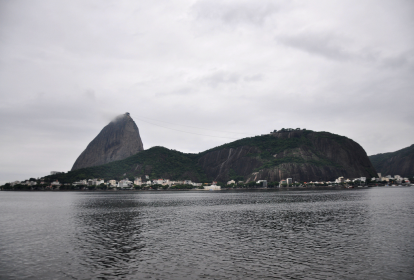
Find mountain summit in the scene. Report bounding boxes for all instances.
[71,113,144,171]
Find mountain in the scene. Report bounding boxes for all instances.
[369,144,414,177]
[52,129,375,183]
[197,130,376,182]
[71,113,144,171]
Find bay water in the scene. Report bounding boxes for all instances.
[1,187,413,279]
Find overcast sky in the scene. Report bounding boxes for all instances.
[1,0,413,183]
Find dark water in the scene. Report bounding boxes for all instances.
[1,188,413,279]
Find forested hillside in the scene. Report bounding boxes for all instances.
[369,144,414,177]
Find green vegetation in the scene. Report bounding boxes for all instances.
[169,184,194,190]
[46,146,210,183]
[369,144,414,174]
[256,156,341,171]
[200,132,313,158]
[200,130,346,171]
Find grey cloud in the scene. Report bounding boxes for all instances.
[154,87,193,97]
[243,74,263,82]
[278,31,414,70]
[197,71,264,88]
[380,50,414,69]
[84,89,96,100]
[192,0,281,26]
[278,32,352,61]
[198,71,241,87]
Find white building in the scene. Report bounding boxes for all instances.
[335,177,344,183]
[50,180,61,188]
[204,185,221,190]
[227,180,236,185]
[73,180,87,186]
[96,179,104,185]
[286,178,293,185]
[256,180,268,187]
[118,179,132,188]
[153,179,163,185]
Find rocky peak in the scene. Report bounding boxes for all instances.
[71,113,144,171]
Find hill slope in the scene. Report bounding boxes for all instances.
[369,144,414,177]
[51,147,207,184]
[197,130,376,182]
[49,130,376,183]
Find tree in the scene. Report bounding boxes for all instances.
[247,181,256,188]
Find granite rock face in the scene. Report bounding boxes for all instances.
[197,130,377,182]
[71,113,144,171]
[369,144,414,177]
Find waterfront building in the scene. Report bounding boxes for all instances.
[204,185,221,190]
[96,179,104,185]
[256,180,268,187]
[118,179,132,188]
[73,180,87,186]
[50,180,61,188]
[335,177,344,183]
[227,180,236,185]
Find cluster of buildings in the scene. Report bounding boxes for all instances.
[6,171,412,191]
[370,173,411,184]
[8,180,39,187]
[277,176,368,186]
[67,176,221,190]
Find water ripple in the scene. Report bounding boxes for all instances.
[0,188,413,279]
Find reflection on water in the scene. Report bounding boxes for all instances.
[74,197,145,278]
[0,188,413,279]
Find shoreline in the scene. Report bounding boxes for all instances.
[3,185,412,192]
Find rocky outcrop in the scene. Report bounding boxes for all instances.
[197,130,377,182]
[71,113,144,171]
[369,144,414,177]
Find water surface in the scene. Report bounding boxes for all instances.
[1,188,413,279]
